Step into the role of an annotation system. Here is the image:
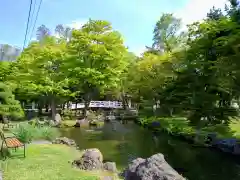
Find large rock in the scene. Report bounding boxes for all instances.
[125,153,185,180]
[73,148,103,170]
[52,137,76,147]
[55,113,62,125]
[103,162,117,173]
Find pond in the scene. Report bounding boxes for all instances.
[60,121,240,180]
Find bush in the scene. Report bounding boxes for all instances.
[38,126,60,141]
[12,124,36,143]
[12,123,60,143]
[62,109,74,120]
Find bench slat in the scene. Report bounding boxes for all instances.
[5,138,23,148]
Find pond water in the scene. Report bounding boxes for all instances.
[60,121,240,180]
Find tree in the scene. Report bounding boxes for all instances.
[66,19,129,116]
[152,13,186,53]
[55,24,72,41]
[0,82,24,120]
[17,36,68,120]
[207,6,224,20]
[36,25,51,41]
[160,14,239,128]
[0,61,12,81]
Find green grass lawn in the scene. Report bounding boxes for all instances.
[0,144,118,180]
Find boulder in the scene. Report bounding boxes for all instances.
[125,153,185,180]
[100,176,114,180]
[52,137,76,147]
[73,148,103,170]
[55,113,62,125]
[103,162,117,173]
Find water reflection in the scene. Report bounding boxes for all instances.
[60,122,240,180]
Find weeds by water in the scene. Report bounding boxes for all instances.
[11,124,60,143]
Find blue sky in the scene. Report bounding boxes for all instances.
[0,0,227,54]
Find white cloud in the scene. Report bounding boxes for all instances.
[176,0,228,27]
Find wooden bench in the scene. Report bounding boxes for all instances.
[0,130,25,159]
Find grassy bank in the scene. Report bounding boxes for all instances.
[138,116,240,143]
[10,123,60,143]
[0,144,118,180]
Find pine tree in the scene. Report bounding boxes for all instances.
[0,82,24,119]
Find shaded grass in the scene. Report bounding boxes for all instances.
[0,144,118,180]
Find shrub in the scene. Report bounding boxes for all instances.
[62,109,74,120]
[12,124,36,143]
[38,126,60,141]
[12,123,60,143]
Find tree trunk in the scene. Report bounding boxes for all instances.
[121,93,129,110]
[51,98,56,121]
[169,108,173,117]
[45,104,49,112]
[75,102,78,116]
[38,103,43,116]
[83,100,90,118]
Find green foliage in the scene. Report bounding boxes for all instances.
[12,124,36,143]
[2,4,240,136]
[127,4,240,131]
[153,13,187,53]
[66,19,129,105]
[40,126,60,141]
[12,123,60,143]
[62,109,74,120]
[0,82,24,119]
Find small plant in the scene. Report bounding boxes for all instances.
[38,126,60,141]
[12,123,60,143]
[12,124,36,143]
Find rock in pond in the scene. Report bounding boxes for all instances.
[73,148,103,170]
[52,137,76,147]
[125,153,185,180]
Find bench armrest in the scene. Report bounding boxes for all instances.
[5,136,16,139]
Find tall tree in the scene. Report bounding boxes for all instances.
[207,6,224,20]
[152,13,185,53]
[36,25,51,41]
[55,24,72,41]
[66,19,129,116]
[17,36,68,120]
